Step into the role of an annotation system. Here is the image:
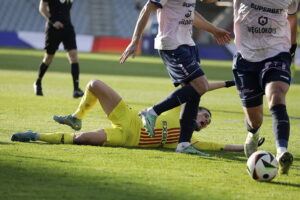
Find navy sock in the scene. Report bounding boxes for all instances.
[36,62,49,84]
[245,119,259,134]
[270,104,290,148]
[178,96,200,143]
[71,63,80,90]
[153,85,200,116]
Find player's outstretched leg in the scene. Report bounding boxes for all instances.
[11,130,38,142]
[277,152,293,175]
[139,108,157,137]
[53,115,82,131]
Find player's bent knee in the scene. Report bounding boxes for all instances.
[88,79,102,90]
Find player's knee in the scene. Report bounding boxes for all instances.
[43,55,54,65]
[247,119,262,130]
[267,91,286,107]
[74,133,88,144]
[88,79,102,90]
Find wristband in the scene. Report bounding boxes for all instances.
[225,80,235,88]
[290,43,297,59]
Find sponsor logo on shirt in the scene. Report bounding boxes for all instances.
[247,16,276,34]
[247,26,276,34]
[179,2,195,26]
[258,16,268,26]
[250,3,283,14]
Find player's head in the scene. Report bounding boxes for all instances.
[195,106,212,131]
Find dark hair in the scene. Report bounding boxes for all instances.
[198,106,212,118]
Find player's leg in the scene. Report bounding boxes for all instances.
[232,54,264,157]
[263,53,293,174]
[74,129,107,145]
[34,25,61,96]
[34,53,55,96]
[141,45,205,138]
[11,129,107,145]
[53,79,122,130]
[67,49,83,98]
[242,105,263,157]
[265,81,293,174]
[11,130,74,144]
[64,25,83,98]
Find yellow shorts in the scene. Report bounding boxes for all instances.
[103,100,142,147]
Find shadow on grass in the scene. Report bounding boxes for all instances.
[9,154,75,163]
[0,141,15,145]
[90,145,246,163]
[268,181,300,188]
[0,156,223,200]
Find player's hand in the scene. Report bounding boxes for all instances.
[119,41,139,64]
[53,21,64,29]
[212,28,231,45]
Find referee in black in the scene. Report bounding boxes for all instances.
[34,0,84,98]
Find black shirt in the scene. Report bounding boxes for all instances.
[43,0,73,25]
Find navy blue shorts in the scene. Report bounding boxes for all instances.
[232,52,292,107]
[159,45,205,87]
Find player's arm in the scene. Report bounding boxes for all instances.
[39,0,63,29]
[193,11,231,45]
[120,2,158,63]
[288,13,298,58]
[39,0,50,20]
[191,138,265,152]
[207,80,235,91]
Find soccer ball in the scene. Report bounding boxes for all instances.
[247,150,278,182]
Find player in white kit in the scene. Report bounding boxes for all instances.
[230,0,298,175]
[120,0,231,155]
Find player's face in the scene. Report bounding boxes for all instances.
[195,109,211,131]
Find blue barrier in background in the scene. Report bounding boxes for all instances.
[0,31,31,48]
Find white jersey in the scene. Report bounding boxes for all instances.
[150,0,196,50]
[234,0,298,62]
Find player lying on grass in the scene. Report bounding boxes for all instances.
[11,79,264,154]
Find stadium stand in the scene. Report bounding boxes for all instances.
[0,0,90,35]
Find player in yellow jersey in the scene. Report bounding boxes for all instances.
[11,79,264,154]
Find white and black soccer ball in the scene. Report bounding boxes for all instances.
[247,150,278,182]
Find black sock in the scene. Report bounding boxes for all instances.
[178,96,201,143]
[71,63,80,90]
[245,119,259,134]
[36,63,49,84]
[270,104,290,148]
[153,85,200,116]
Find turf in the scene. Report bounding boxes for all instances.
[0,48,299,200]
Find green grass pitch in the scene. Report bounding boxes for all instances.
[0,48,299,200]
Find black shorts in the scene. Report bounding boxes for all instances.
[232,52,292,107]
[159,45,205,87]
[44,23,77,54]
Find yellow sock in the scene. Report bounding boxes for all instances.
[73,87,97,119]
[39,133,74,144]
